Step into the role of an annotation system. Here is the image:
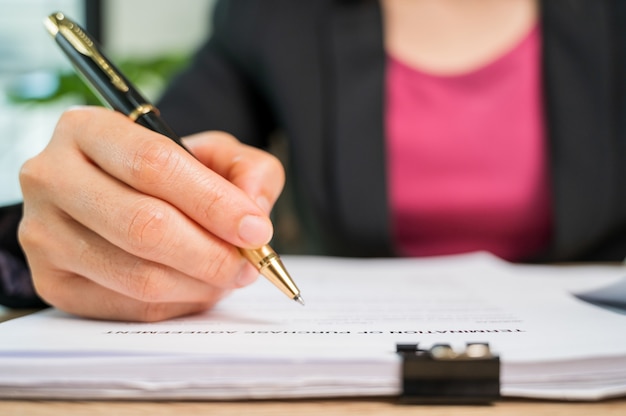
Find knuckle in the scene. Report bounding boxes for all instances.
[125,199,173,255]
[136,302,180,323]
[215,131,239,143]
[243,150,285,192]
[19,156,48,192]
[60,106,94,123]
[129,140,183,185]
[17,215,47,251]
[31,278,55,304]
[29,269,73,309]
[194,182,226,221]
[265,153,286,183]
[135,294,223,323]
[17,216,35,247]
[32,275,65,307]
[194,246,234,286]
[125,260,173,302]
[55,108,90,133]
[53,107,101,143]
[136,303,167,323]
[20,109,100,194]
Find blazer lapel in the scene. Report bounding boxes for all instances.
[324,0,392,256]
[541,0,619,259]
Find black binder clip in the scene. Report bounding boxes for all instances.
[396,342,500,404]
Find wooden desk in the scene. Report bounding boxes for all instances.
[2,309,625,416]
[1,397,626,416]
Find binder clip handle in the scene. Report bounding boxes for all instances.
[396,342,501,404]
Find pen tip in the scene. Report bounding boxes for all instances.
[294,295,305,306]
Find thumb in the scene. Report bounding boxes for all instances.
[183,131,285,215]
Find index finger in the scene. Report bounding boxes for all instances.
[59,107,273,249]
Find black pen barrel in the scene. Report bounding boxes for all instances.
[54,34,149,116]
[53,32,189,154]
[136,112,189,152]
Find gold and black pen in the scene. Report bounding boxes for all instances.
[44,12,304,306]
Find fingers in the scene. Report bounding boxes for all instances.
[19,197,241,322]
[183,131,286,215]
[35,271,222,322]
[60,108,276,249]
[18,106,279,321]
[32,151,240,287]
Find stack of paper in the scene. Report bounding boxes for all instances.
[1,253,625,401]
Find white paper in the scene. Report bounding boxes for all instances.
[1,252,626,401]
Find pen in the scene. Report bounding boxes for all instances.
[44,12,304,306]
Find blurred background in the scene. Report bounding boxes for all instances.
[0,0,216,205]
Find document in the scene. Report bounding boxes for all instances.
[1,252,626,401]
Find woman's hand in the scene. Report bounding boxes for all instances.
[18,106,285,322]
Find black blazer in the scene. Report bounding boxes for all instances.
[2,0,626,308]
[158,0,626,261]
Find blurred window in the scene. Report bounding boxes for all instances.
[0,0,89,204]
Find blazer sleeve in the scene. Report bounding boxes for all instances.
[0,203,47,308]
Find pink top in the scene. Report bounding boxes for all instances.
[385,25,551,261]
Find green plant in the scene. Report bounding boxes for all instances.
[6,54,189,105]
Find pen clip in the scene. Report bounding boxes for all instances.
[44,12,129,93]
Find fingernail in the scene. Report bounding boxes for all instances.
[238,215,273,246]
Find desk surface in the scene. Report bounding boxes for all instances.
[1,398,626,416]
[2,309,626,416]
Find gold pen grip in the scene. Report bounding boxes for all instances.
[239,247,301,300]
[240,245,278,269]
